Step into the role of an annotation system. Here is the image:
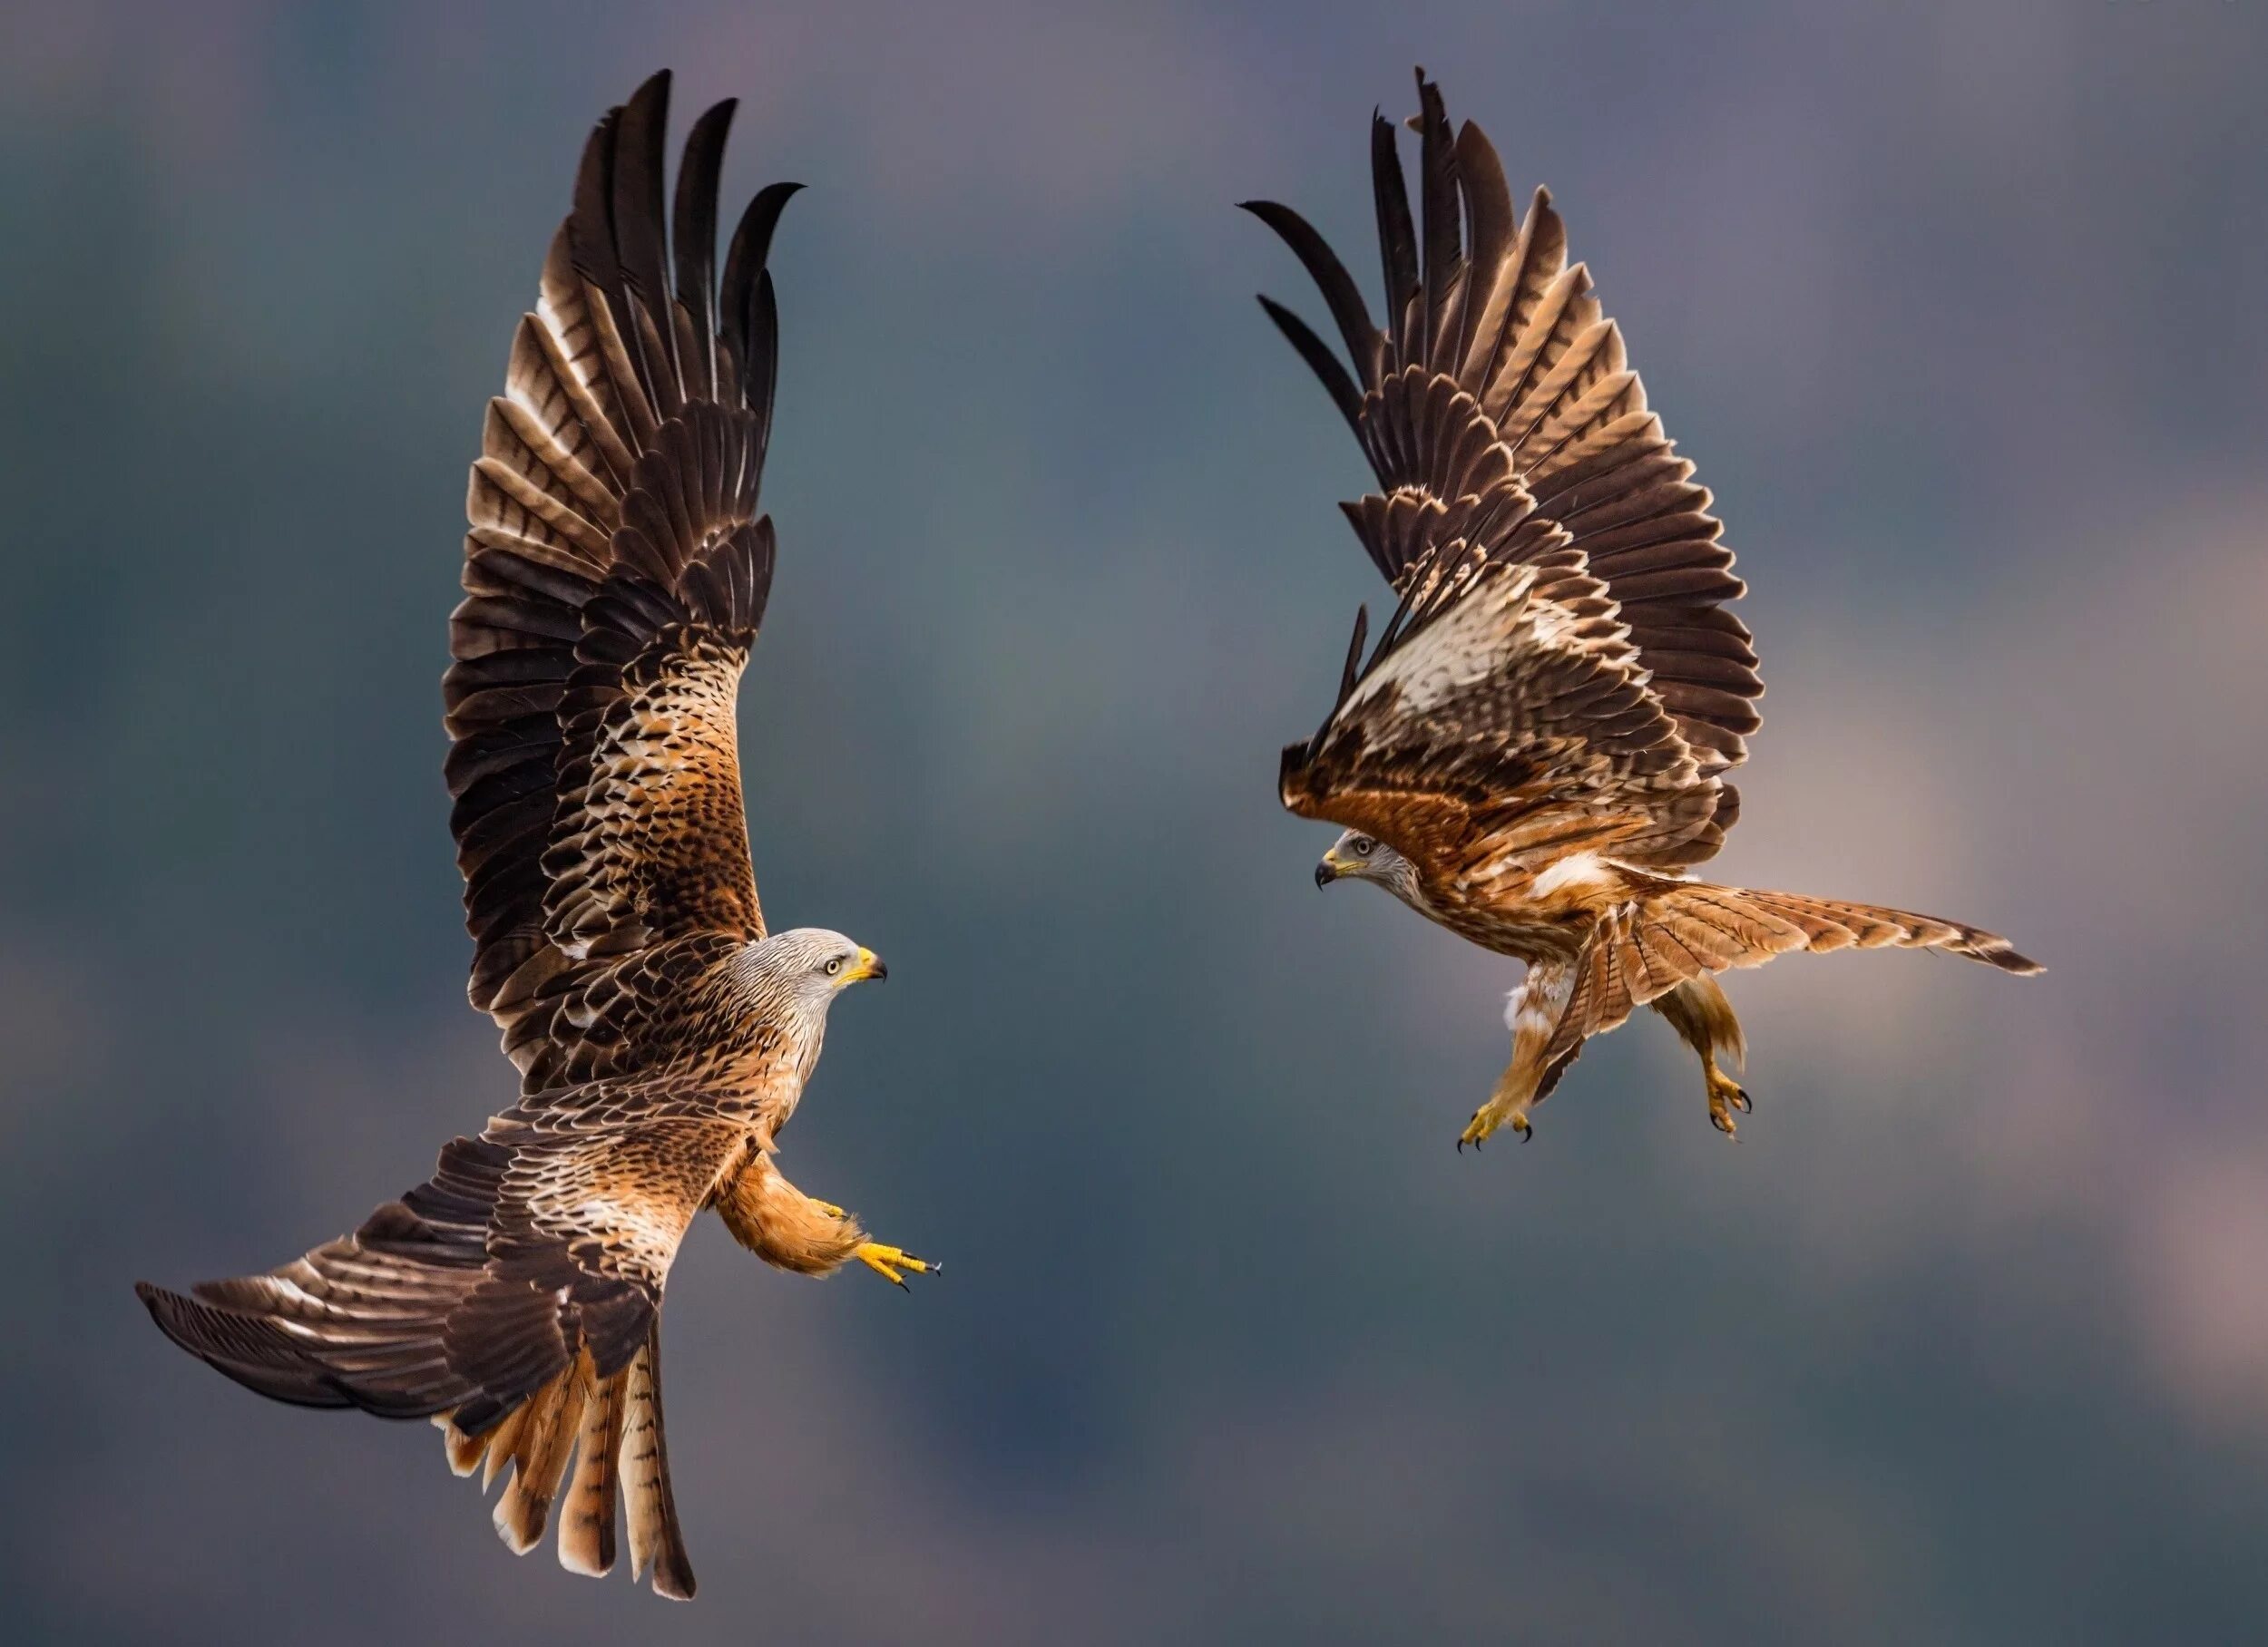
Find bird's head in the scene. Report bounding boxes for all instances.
[1315,829,1421,903]
[744,927,887,1017]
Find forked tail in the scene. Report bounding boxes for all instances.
[1552,880,2039,1056]
[436,1323,696,1599]
[1643,884,2042,980]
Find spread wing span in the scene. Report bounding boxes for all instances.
[446,70,793,1087]
[1243,69,1763,807]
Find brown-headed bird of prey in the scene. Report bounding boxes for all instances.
[136,73,935,1601]
[1244,72,2039,1152]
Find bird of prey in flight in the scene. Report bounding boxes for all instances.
[1245,71,2038,1152]
[138,72,934,1600]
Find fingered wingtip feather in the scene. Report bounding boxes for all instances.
[1255,295,1364,434]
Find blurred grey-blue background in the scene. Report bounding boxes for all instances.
[5,2,2266,1642]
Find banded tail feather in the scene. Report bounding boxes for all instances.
[1637,884,2043,983]
[556,1363,628,1577]
[1540,880,2041,1064]
[488,1357,588,1555]
[622,1329,697,1599]
[1547,880,2042,1057]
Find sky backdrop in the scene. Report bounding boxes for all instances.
[5,2,2267,1642]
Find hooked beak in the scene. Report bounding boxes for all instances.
[844,947,887,983]
[1315,854,1342,889]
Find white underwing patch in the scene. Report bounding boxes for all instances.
[1530,851,1613,899]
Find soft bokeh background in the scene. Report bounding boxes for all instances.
[5,2,2265,1641]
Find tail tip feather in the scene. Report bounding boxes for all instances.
[557,1508,617,1579]
[1977,937,2045,977]
[492,1489,543,1557]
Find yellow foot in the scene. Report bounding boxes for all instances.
[816,1201,846,1219]
[1458,1104,1532,1152]
[855,1242,941,1289]
[1706,1066,1751,1139]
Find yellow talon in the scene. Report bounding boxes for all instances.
[1459,1105,1530,1151]
[1706,1066,1748,1141]
[854,1242,938,1288]
[816,1201,846,1220]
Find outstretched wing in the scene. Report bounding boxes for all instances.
[445,72,797,1087]
[135,1081,743,1435]
[136,1075,742,1596]
[1280,537,1728,879]
[1244,69,1762,808]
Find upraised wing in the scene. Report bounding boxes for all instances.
[1244,69,1762,804]
[445,73,795,1087]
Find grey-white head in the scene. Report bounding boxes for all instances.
[1314,828,1424,908]
[735,926,887,1037]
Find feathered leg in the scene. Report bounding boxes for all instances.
[715,1151,938,1287]
[1461,958,1579,1149]
[1649,974,1751,1137]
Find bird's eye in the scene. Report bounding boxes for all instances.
[1354,838,1374,857]
[824,957,844,977]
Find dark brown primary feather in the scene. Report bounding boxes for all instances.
[1245,68,1763,796]
[445,68,792,1092]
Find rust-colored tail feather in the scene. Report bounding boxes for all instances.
[1608,882,2041,1019]
[491,1359,588,1555]
[622,1327,696,1600]
[1553,880,2039,1064]
[1680,886,2042,977]
[430,1337,682,1596]
[558,1369,628,1577]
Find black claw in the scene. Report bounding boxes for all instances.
[1734,1087,1753,1113]
[1519,1126,1532,1145]
[1456,1138,1464,1154]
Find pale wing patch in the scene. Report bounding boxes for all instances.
[1530,850,1613,900]
[1344,563,1537,716]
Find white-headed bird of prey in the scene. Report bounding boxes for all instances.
[1245,72,2039,1152]
[137,73,934,1600]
